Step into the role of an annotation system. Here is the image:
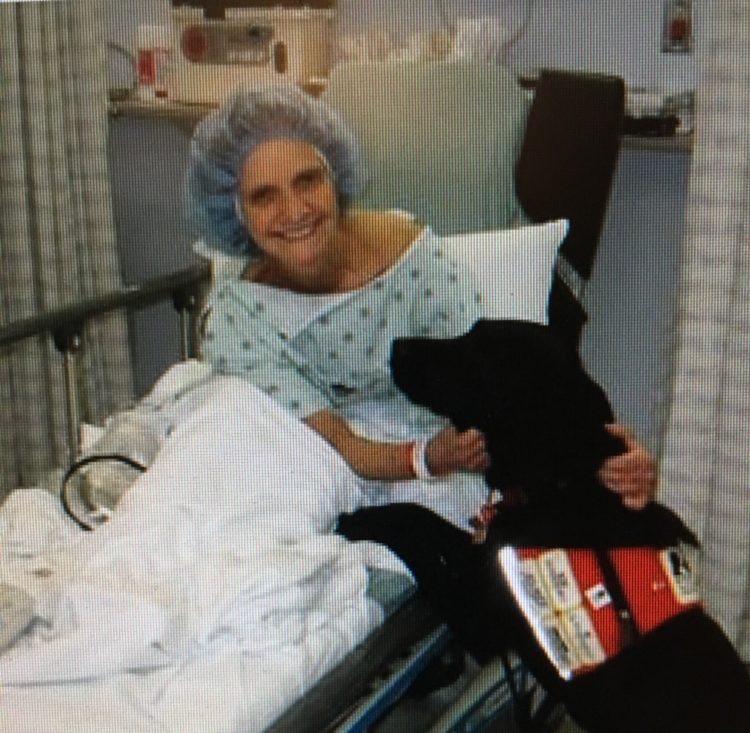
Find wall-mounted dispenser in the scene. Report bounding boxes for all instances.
[662,0,693,53]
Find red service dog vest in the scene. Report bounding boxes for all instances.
[498,543,702,680]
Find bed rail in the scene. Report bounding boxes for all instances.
[266,595,446,733]
[0,262,211,460]
[0,263,210,351]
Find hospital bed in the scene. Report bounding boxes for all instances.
[0,62,624,733]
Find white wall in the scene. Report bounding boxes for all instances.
[337,0,702,90]
[503,0,701,91]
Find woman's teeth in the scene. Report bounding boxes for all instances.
[282,224,316,241]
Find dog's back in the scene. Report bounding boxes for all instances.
[389,319,750,733]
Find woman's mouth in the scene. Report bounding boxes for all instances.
[276,219,322,243]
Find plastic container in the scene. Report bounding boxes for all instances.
[137,24,174,101]
[170,7,336,105]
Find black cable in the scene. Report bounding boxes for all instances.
[501,0,538,61]
[61,454,147,531]
[107,41,138,92]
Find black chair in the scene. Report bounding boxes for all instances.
[508,71,626,730]
[516,69,626,348]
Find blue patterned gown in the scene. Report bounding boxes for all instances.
[201,228,488,529]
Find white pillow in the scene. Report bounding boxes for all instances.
[194,218,568,325]
[193,239,249,282]
[443,219,569,325]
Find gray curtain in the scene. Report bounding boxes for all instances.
[0,0,134,493]
[659,1,750,659]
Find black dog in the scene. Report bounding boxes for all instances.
[376,319,750,733]
[391,319,620,502]
[390,319,694,549]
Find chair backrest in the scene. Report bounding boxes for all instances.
[516,69,625,345]
[322,60,531,236]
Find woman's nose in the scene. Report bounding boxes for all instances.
[278,190,309,221]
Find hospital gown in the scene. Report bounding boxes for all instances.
[201,227,489,528]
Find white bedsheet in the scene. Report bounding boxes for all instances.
[0,377,385,733]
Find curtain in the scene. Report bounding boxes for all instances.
[0,0,134,493]
[659,1,750,660]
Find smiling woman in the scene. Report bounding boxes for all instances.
[185,80,655,516]
[236,139,344,291]
[185,82,364,258]
[236,139,427,295]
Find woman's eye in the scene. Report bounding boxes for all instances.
[249,189,275,206]
[296,169,325,191]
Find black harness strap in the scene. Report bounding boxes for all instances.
[593,546,640,649]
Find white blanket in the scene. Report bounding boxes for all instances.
[0,377,385,733]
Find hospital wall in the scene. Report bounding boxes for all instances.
[108,0,702,90]
[107,0,696,453]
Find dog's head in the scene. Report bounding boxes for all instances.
[391,320,623,501]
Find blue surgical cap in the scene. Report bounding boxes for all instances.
[184,82,366,256]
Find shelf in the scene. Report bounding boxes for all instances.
[107,79,326,127]
[108,91,211,132]
[108,90,694,153]
[622,132,693,153]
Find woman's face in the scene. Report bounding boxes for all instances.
[237,139,339,273]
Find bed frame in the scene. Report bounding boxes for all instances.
[0,68,624,732]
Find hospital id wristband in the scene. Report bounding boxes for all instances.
[411,439,433,481]
[397,441,417,479]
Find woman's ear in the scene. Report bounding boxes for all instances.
[234,195,247,227]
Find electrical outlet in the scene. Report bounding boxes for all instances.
[662,0,693,53]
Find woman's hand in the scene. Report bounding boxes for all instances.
[425,426,491,477]
[305,411,489,481]
[597,423,657,510]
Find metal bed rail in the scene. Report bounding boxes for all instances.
[266,594,445,733]
[1,263,536,732]
[0,262,211,461]
[266,591,535,733]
